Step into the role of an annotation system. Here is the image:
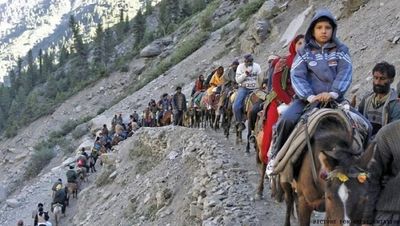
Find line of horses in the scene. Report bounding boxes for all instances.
[182,88,374,226]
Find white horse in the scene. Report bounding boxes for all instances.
[53,203,63,226]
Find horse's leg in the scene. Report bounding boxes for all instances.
[282,182,294,226]
[256,162,266,199]
[246,122,251,153]
[297,194,313,226]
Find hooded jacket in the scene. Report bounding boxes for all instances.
[291,9,352,101]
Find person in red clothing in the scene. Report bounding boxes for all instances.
[191,74,206,97]
[259,34,305,164]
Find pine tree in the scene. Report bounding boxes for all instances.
[192,0,206,13]
[94,23,104,64]
[38,48,44,83]
[144,0,153,15]
[132,9,146,47]
[69,15,86,58]
[26,49,37,87]
[59,44,69,65]
[124,15,130,33]
[180,0,192,19]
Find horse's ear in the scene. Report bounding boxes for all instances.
[319,152,334,172]
[356,142,375,170]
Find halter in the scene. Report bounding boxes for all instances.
[326,168,369,184]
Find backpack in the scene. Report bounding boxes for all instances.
[66,170,77,182]
[77,159,85,167]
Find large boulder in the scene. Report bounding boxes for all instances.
[253,20,271,44]
[140,43,162,58]
[259,0,280,19]
[339,0,369,17]
[6,198,21,208]
[89,115,110,135]
[240,0,280,53]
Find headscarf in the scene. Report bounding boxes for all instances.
[287,34,305,67]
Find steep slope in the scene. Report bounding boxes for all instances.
[0,0,142,80]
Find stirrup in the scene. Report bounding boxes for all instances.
[266,158,275,176]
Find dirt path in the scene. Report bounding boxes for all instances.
[204,126,287,226]
[207,125,325,226]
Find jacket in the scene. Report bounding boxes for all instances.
[358,88,400,135]
[172,93,187,112]
[291,9,352,101]
[363,121,400,223]
[235,62,262,90]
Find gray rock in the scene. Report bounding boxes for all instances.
[6,199,20,208]
[393,36,400,44]
[0,185,7,202]
[140,43,162,58]
[341,0,369,17]
[74,105,82,112]
[260,0,280,19]
[189,202,203,218]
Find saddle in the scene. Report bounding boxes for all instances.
[272,105,371,182]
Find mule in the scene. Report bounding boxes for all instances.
[67,182,78,199]
[53,203,63,226]
[228,90,260,145]
[77,166,88,183]
[159,110,173,126]
[269,113,373,226]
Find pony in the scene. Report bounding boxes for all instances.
[66,182,78,199]
[159,110,173,126]
[77,166,88,183]
[142,108,155,127]
[53,203,63,226]
[262,112,373,226]
[226,90,261,145]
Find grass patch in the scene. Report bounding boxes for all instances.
[236,0,265,22]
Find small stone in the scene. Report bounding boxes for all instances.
[167,151,179,160]
[393,36,400,44]
[109,171,117,179]
[189,203,203,218]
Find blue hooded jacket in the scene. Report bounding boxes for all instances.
[290,9,352,101]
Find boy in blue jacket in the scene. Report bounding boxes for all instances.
[268,9,352,170]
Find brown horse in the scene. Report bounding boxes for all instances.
[67,182,78,199]
[268,113,373,226]
[159,110,173,126]
[228,91,260,146]
[142,108,155,127]
[200,92,220,128]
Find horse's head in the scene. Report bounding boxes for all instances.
[319,143,374,225]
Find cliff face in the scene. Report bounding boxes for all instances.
[0,0,143,80]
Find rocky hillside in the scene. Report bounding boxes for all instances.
[0,0,143,80]
[1,0,400,225]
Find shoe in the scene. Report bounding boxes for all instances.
[249,131,256,143]
[266,158,275,176]
[237,122,246,131]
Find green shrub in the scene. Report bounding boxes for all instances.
[25,148,55,179]
[4,124,18,138]
[200,14,212,31]
[120,65,129,72]
[236,0,265,22]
